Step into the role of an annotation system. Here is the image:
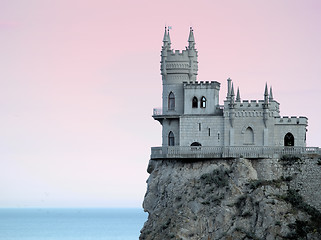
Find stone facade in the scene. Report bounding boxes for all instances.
[153,27,308,151]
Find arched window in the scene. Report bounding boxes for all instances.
[192,97,198,108]
[244,127,254,144]
[191,142,202,146]
[168,131,175,146]
[168,92,175,110]
[200,96,206,108]
[284,132,294,146]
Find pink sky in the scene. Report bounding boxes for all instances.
[1,0,320,207]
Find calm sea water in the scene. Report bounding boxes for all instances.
[0,208,147,240]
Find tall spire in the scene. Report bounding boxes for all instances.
[264,83,269,103]
[163,26,168,46]
[231,83,235,97]
[236,87,241,102]
[231,83,235,104]
[188,27,195,49]
[167,28,171,48]
[269,86,273,101]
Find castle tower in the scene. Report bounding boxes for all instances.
[160,27,198,116]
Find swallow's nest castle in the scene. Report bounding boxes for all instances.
[151,27,319,159]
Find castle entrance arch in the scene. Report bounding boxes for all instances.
[284,132,294,146]
[191,142,202,146]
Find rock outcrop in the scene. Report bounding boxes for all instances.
[140,157,321,240]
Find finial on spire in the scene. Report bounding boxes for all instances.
[236,87,241,102]
[188,27,195,49]
[269,86,273,101]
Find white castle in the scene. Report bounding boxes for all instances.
[151,27,318,159]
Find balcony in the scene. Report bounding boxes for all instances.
[153,108,162,116]
[150,146,320,160]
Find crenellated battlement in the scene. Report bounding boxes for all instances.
[161,27,198,82]
[275,116,308,125]
[183,81,220,89]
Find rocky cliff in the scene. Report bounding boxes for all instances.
[140,157,321,240]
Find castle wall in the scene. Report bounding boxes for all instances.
[162,82,185,115]
[156,29,308,149]
[180,116,224,146]
[274,117,307,147]
[162,119,180,147]
[183,81,220,115]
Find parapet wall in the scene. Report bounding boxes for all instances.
[183,81,220,89]
[275,116,308,125]
[225,99,279,109]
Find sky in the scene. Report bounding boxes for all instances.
[1,0,320,208]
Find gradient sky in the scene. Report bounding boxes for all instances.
[1,0,320,207]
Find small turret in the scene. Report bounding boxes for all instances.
[263,83,269,127]
[264,83,269,104]
[226,78,232,100]
[230,83,235,105]
[188,27,195,49]
[269,86,274,101]
[162,26,168,47]
[167,28,171,49]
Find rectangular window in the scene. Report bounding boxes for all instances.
[199,123,201,131]
[208,128,211,136]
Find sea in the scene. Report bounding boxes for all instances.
[0,208,147,240]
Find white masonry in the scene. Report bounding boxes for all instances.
[152,27,308,157]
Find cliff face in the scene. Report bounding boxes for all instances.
[140,157,321,240]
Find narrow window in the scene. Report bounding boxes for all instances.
[192,97,198,108]
[199,123,201,131]
[218,132,220,140]
[168,131,175,146]
[201,96,206,108]
[168,92,175,110]
[208,128,211,136]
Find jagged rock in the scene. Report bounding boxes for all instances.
[140,158,321,240]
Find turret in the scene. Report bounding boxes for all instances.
[226,78,232,100]
[236,87,241,102]
[230,83,235,105]
[264,83,269,105]
[263,83,269,127]
[160,27,199,115]
[188,27,195,49]
[269,86,274,101]
[167,28,171,49]
[161,27,198,83]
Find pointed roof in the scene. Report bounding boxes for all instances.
[163,26,168,43]
[167,28,171,46]
[269,86,273,101]
[264,83,268,96]
[188,27,195,43]
[231,83,235,97]
[236,87,241,101]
